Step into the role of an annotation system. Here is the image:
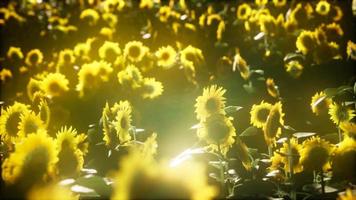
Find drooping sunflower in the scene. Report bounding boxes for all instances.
[296,30,317,55]
[340,122,356,139]
[266,78,279,98]
[80,8,100,26]
[2,130,58,185]
[18,111,45,138]
[139,78,164,99]
[98,41,121,63]
[195,85,226,121]
[117,65,143,89]
[271,138,302,174]
[155,45,177,69]
[114,101,132,144]
[112,151,217,200]
[285,60,304,78]
[263,102,285,146]
[332,137,356,182]
[300,136,334,172]
[235,137,252,171]
[7,46,24,61]
[272,0,286,7]
[197,114,236,156]
[56,126,84,178]
[41,73,69,98]
[38,100,50,128]
[250,101,273,128]
[310,91,332,115]
[0,102,30,144]
[25,49,44,67]
[316,0,330,16]
[236,3,252,20]
[124,41,149,63]
[102,103,119,149]
[328,103,355,125]
[324,22,344,39]
[27,184,78,200]
[233,50,250,80]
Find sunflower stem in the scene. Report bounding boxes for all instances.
[268,145,273,158]
[337,120,342,143]
[217,143,227,197]
[320,170,325,194]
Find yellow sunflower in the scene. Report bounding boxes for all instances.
[255,0,268,7]
[310,91,332,115]
[41,73,69,98]
[332,6,343,21]
[27,184,78,200]
[0,68,12,82]
[73,42,90,60]
[180,45,204,69]
[195,85,226,121]
[139,78,164,99]
[300,136,334,172]
[233,50,250,80]
[235,137,252,171]
[56,126,84,177]
[102,12,118,28]
[332,137,356,181]
[98,41,121,63]
[18,111,45,138]
[102,103,119,149]
[285,60,303,78]
[80,8,100,26]
[250,101,273,128]
[197,114,236,156]
[114,101,132,144]
[38,100,50,128]
[273,0,286,7]
[325,22,344,37]
[0,102,30,144]
[216,20,225,41]
[296,30,317,55]
[340,122,356,139]
[2,130,58,185]
[25,49,44,67]
[259,14,278,37]
[124,41,149,63]
[266,78,279,98]
[271,138,302,174]
[7,46,23,60]
[236,3,252,20]
[328,103,355,125]
[58,49,75,66]
[112,151,217,200]
[316,0,330,16]
[263,102,284,146]
[117,65,143,89]
[338,189,356,200]
[155,45,177,69]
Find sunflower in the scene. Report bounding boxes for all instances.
[124,41,149,63]
[346,40,356,60]
[338,189,356,200]
[102,103,119,149]
[263,102,284,146]
[310,91,332,115]
[58,49,75,66]
[195,85,226,121]
[272,138,302,174]
[266,78,279,98]
[0,68,12,82]
[328,103,355,125]
[100,27,114,40]
[102,12,118,28]
[80,8,99,26]
[73,42,90,60]
[235,137,252,171]
[18,111,45,138]
[0,102,30,144]
[27,184,78,200]
[180,45,204,69]
[285,60,303,78]
[273,0,286,7]
[140,0,154,9]
[98,41,121,63]
[259,14,278,37]
[25,49,44,67]
[332,137,356,181]
[197,114,236,156]
[41,73,69,98]
[139,78,164,99]
[296,30,317,55]
[56,126,84,177]
[2,130,58,185]
[233,51,250,80]
[96,60,113,82]
[155,46,177,69]
[250,101,273,128]
[300,136,334,172]
[324,22,344,38]
[316,0,330,16]
[38,100,50,128]
[340,122,356,139]
[332,6,343,21]
[102,0,126,13]
[77,133,89,156]
[236,3,252,20]
[7,46,23,61]
[255,0,268,7]
[114,101,132,144]
[117,65,143,88]
[112,151,217,200]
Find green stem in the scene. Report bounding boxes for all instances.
[337,121,342,143]
[268,145,273,158]
[217,144,226,196]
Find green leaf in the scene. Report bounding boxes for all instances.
[240,126,259,137]
[283,52,305,62]
[76,175,112,197]
[324,88,338,98]
[293,132,316,138]
[224,106,243,114]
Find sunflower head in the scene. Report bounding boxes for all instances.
[180,45,204,69]
[124,41,149,63]
[80,8,100,26]
[255,0,268,7]
[117,65,143,89]
[332,137,356,182]
[316,0,330,16]
[114,101,132,144]
[281,138,302,173]
[139,78,164,99]
[99,41,121,63]
[233,51,250,80]
[310,91,332,115]
[73,42,90,60]
[25,49,44,67]
[296,30,317,55]
[195,85,226,121]
[155,46,177,69]
[2,130,58,186]
[58,49,75,66]
[7,46,24,61]
[18,111,45,138]
[340,122,356,140]
[102,102,119,149]
[250,101,273,128]
[38,99,50,128]
[263,102,284,146]
[237,3,252,20]
[285,60,304,78]
[266,78,279,98]
[26,78,42,101]
[328,103,355,125]
[102,12,118,28]
[273,0,286,7]
[338,189,356,200]
[300,136,334,172]
[41,73,69,98]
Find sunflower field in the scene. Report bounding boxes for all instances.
[0,0,356,199]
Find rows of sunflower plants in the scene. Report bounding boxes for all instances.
[0,0,356,199]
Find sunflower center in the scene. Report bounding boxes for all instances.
[5,112,21,137]
[84,73,96,85]
[206,116,230,143]
[205,98,219,113]
[185,52,195,62]
[161,52,170,61]
[129,46,141,58]
[120,116,129,130]
[48,82,61,95]
[23,119,40,135]
[105,48,118,62]
[29,53,39,65]
[303,146,328,171]
[256,108,270,123]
